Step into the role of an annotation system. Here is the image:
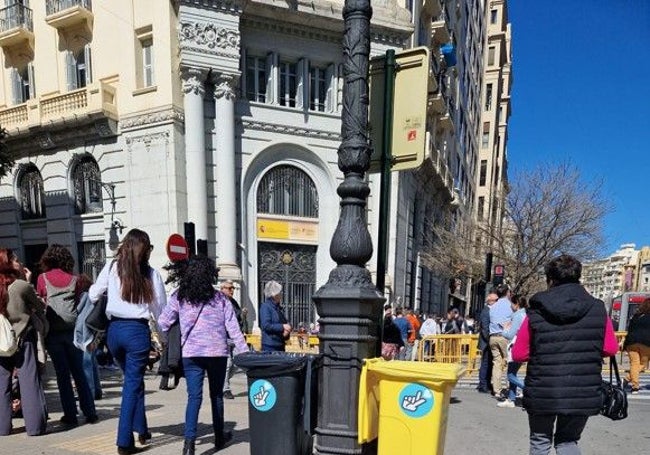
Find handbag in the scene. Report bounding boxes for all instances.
[85,294,108,333]
[599,356,628,420]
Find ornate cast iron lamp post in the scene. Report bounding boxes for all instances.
[313,0,383,453]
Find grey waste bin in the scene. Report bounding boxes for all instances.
[234,352,321,455]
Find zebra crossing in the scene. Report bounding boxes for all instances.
[455,371,650,399]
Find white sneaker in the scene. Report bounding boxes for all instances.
[497,399,515,408]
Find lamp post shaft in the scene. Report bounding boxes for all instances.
[313,1,384,454]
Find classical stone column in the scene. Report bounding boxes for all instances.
[213,73,240,280]
[182,67,208,240]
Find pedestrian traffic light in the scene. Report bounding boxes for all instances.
[493,264,505,285]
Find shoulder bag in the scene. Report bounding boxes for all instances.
[599,356,628,420]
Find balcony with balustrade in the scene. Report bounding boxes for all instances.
[0,3,34,52]
[45,0,93,34]
[0,80,117,148]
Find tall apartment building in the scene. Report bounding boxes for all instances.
[0,0,489,326]
[635,246,650,292]
[475,0,512,244]
[583,243,638,300]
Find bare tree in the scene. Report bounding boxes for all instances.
[422,162,610,297]
[0,128,13,178]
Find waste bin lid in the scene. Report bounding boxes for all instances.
[365,358,465,381]
[234,351,309,373]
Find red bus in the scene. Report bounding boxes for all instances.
[609,292,650,331]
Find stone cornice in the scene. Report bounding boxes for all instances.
[241,0,413,46]
[239,119,341,141]
[174,0,243,14]
[119,107,185,132]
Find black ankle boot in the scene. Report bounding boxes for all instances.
[215,431,232,450]
[182,438,195,455]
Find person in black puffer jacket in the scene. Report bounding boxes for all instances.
[623,298,650,394]
[512,254,619,455]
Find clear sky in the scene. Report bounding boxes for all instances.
[507,1,650,256]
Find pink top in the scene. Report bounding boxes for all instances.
[36,269,83,303]
[512,316,619,362]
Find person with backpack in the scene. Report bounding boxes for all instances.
[37,244,97,426]
[89,229,166,455]
[0,248,48,436]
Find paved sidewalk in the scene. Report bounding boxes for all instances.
[4,368,251,455]
[4,367,648,454]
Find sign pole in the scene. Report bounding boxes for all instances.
[376,49,396,294]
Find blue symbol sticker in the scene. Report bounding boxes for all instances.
[249,379,277,412]
[398,383,434,418]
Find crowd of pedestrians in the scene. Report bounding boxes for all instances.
[1,233,648,455]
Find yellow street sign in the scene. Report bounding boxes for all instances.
[369,47,430,172]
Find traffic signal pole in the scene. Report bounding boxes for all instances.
[376,49,396,296]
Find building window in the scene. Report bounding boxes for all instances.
[72,156,102,214]
[481,122,490,148]
[78,241,106,281]
[66,44,92,91]
[477,196,485,221]
[18,163,46,220]
[10,63,34,104]
[309,65,327,112]
[257,165,319,218]
[490,9,498,24]
[479,160,487,186]
[134,26,154,89]
[279,61,297,107]
[246,55,267,103]
[142,39,154,87]
[484,83,493,111]
[488,46,496,66]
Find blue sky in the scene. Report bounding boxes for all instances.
[507,1,650,255]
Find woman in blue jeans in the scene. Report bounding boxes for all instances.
[159,256,248,455]
[89,229,166,455]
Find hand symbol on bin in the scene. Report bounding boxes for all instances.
[401,390,427,412]
[254,385,270,407]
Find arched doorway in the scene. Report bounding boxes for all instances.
[256,165,319,330]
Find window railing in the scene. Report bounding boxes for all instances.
[46,0,92,16]
[0,4,33,33]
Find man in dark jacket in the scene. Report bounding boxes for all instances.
[513,254,618,455]
[476,292,498,393]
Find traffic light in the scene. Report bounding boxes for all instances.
[493,264,505,285]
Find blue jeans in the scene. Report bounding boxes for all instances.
[182,357,227,440]
[107,319,150,448]
[45,329,96,421]
[507,362,525,400]
[83,349,102,398]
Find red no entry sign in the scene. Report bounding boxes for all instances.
[166,233,189,262]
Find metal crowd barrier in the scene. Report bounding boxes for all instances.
[245,333,319,353]
[416,332,633,375]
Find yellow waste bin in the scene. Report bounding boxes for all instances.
[358,358,465,455]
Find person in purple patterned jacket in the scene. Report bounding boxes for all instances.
[158,256,248,455]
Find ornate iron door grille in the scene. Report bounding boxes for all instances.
[78,241,106,281]
[258,242,317,329]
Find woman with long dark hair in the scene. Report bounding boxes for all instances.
[159,256,248,455]
[37,244,97,425]
[0,248,48,436]
[623,298,650,394]
[89,229,166,455]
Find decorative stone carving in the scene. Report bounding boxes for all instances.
[179,21,240,51]
[120,107,185,131]
[181,67,206,96]
[214,74,238,101]
[239,120,340,141]
[125,131,170,152]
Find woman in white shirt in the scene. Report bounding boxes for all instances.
[89,229,166,455]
